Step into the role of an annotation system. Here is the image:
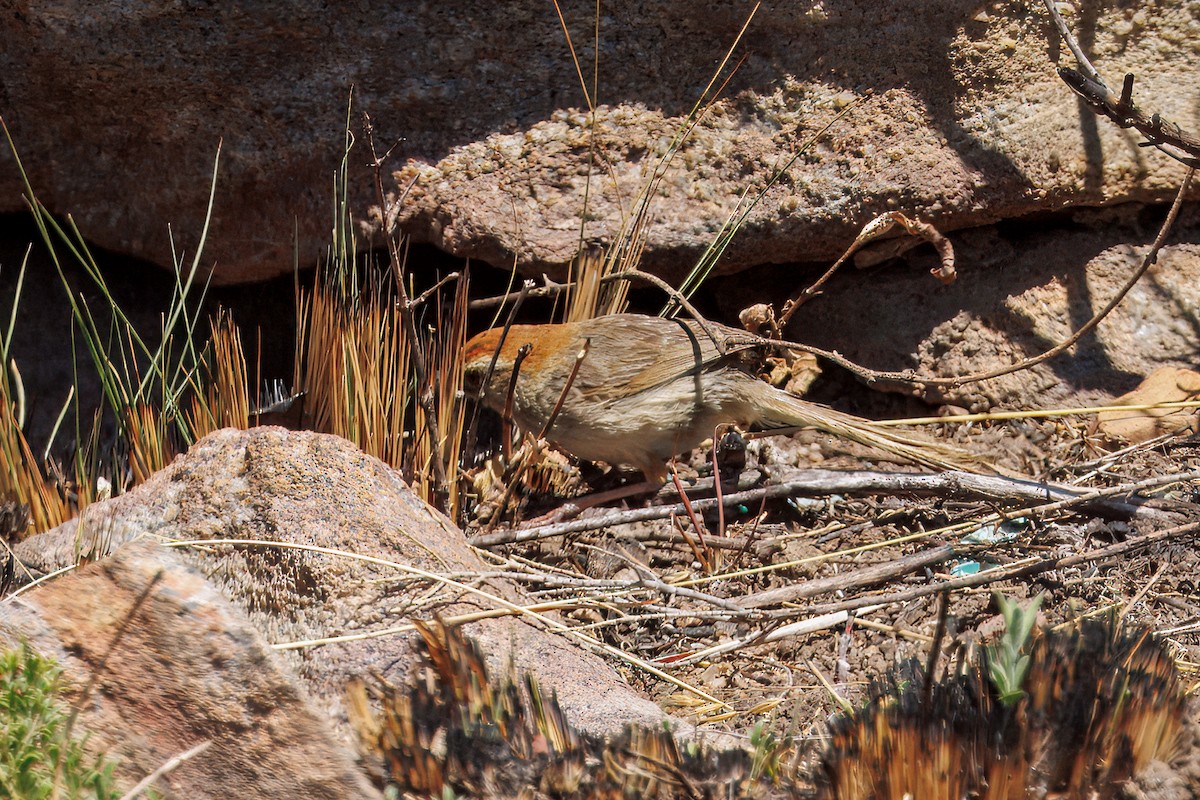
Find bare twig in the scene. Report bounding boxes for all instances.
[1043,0,1200,167]
[672,517,1200,662]
[599,269,725,352]
[779,212,956,328]
[468,276,572,310]
[1041,0,1104,86]
[1119,558,1170,620]
[670,466,712,572]
[481,568,750,614]
[631,572,747,613]
[409,271,461,309]
[761,169,1195,393]
[923,590,950,703]
[462,279,535,468]
[538,337,590,439]
[117,740,213,800]
[604,527,767,552]
[467,467,1189,547]
[364,114,447,492]
[1057,69,1200,168]
[740,542,963,609]
[479,347,536,531]
[666,606,883,667]
[895,214,957,284]
[500,343,532,459]
[781,518,1200,619]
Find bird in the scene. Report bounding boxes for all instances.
[462,313,988,482]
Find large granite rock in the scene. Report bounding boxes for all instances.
[3,428,677,796]
[1,542,382,799]
[1,2,1196,283]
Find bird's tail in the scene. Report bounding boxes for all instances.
[750,384,994,474]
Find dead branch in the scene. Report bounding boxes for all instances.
[776,518,1200,619]
[664,604,884,666]
[1043,0,1200,168]
[607,528,770,552]
[468,276,573,310]
[1057,68,1200,169]
[740,542,961,609]
[538,338,590,439]
[466,467,1189,547]
[462,279,535,470]
[409,271,461,309]
[1040,0,1104,86]
[469,267,727,354]
[895,214,956,284]
[364,114,447,493]
[600,269,724,351]
[674,518,1200,663]
[117,741,213,800]
[763,169,1195,394]
[779,212,956,328]
[483,570,750,614]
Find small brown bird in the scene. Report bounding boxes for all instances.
[463,313,985,481]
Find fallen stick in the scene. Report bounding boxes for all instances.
[468,468,1189,547]
[739,542,960,609]
[771,519,1200,620]
[665,519,1200,664]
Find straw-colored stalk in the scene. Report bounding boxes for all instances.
[562,246,629,324]
[411,275,469,517]
[188,311,250,439]
[122,402,174,487]
[298,276,411,471]
[297,268,471,518]
[0,379,70,536]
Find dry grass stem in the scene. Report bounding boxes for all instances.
[298,273,411,469]
[163,537,727,708]
[188,311,250,439]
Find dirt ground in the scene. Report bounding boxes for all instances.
[465,406,1200,792]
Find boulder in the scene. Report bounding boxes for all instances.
[0,542,382,799]
[5,428,678,794]
[1,2,1196,283]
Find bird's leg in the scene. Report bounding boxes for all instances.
[516,479,663,527]
[516,463,673,527]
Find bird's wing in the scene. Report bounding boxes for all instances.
[571,315,763,401]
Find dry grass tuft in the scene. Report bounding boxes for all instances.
[296,271,412,468]
[295,263,469,519]
[188,310,250,440]
[0,389,68,537]
[349,618,765,800]
[411,275,469,515]
[818,616,1187,799]
[347,615,1188,798]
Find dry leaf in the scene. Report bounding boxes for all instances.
[1096,366,1200,444]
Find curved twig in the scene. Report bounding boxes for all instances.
[764,169,1195,394]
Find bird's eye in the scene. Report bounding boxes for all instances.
[462,364,483,394]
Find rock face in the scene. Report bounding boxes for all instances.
[1,2,1197,283]
[712,209,1200,411]
[1,542,383,800]
[4,428,676,796]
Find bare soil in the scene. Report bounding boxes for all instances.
[466,412,1200,792]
